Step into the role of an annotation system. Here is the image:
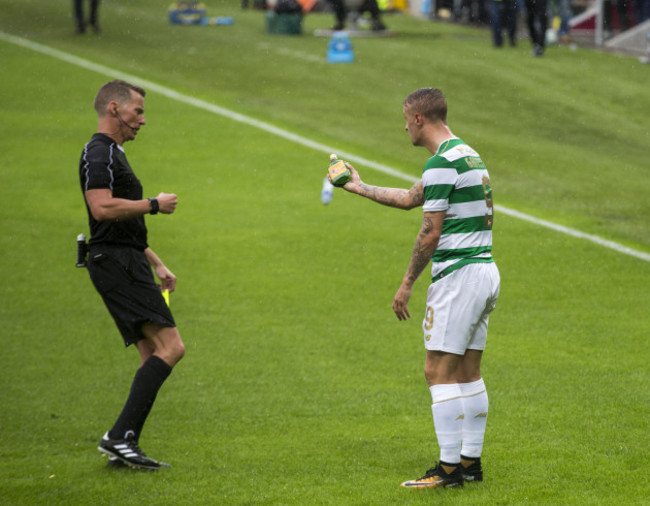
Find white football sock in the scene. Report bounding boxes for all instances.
[459,378,488,459]
[429,383,464,464]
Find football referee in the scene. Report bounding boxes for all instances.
[79,80,185,470]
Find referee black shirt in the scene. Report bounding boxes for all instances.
[79,133,148,250]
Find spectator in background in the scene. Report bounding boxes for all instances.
[636,0,650,23]
[547,0,571,43]
[73,0,101,34]
[524,0,548,56]
[327,0,387,31]
[603,0,630,36]
[488,0,518,47]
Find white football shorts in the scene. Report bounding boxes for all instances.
[422,261,500,354]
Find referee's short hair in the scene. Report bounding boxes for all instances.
[94,80,146,116]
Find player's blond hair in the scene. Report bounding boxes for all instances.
[94,80,146,116]
[404,88,447,123]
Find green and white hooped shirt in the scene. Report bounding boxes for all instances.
[422,137,494,282]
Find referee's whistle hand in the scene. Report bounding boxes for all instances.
[157,192,178,214]
[156,265,177,292]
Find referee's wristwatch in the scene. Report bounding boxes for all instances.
[148,197,159,215]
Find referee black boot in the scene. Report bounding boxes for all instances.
[98,432,170,470]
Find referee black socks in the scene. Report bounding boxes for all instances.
[108,355,172,441]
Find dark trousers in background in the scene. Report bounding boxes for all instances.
[489,0,517,46]
[604,0,630,31]
[73,0,100,32]
[524,0,548,48]
[637,0,650,23]
[327,0,382,27]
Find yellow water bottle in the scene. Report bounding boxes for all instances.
[327,153,351,186]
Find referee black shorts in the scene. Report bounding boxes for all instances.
[87,245,176,346]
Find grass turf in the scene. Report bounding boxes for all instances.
[1,0,649,503]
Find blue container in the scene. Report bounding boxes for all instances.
[200,16,235,25]
[327,33,354,63]
[169,2,206,24]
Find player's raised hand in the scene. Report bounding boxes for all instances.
[156,192,178,214]
[341,163,363,192]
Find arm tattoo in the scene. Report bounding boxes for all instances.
[410,182,424,205]
[358,181,424,210]
[405,214,438,283]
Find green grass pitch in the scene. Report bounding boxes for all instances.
[1,0,649,503]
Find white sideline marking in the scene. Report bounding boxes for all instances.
[2,30,649,263]
[257,42,324,63]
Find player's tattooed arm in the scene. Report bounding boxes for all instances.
[405,212,440,283]
[393,211,443,320]
[351,180,424,210]
[361,181,423,210]
[340,163,424,209]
